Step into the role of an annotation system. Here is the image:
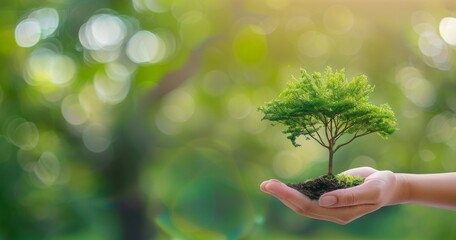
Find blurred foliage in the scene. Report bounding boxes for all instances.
[1,0,456,239]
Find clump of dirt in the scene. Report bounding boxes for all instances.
[287,175,363,200]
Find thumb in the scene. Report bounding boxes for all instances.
[318,181,381,208]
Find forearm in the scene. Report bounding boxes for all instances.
[393,172,456,210]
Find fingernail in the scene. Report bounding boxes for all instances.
[319,196,337,207]
[261,182,279,197]
[260,182,270,192]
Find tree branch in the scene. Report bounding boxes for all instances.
[332,117,338,140]
[334,130,375,152]
[303,124,328,148]
[333,118,340,141]
[144,35,220,104]
[329,118,334,138]
[291,118,328,148]
[310,121,327,147]
[334,117,343,136]
[335,122,355,140]
[335,116,341,129]
[317,113,326,123]
[324,118,331,144]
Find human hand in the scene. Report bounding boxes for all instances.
[260,167,403,224]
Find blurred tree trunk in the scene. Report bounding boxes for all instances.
[104,38,215,240]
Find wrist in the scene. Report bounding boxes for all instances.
[389,173,411,205]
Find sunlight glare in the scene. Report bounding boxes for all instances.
[439,17,456,46]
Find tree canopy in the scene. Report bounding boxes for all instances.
[258,68,397,175]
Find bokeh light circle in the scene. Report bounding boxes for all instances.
[26,48,76,87]
[83,124,111,153]
[439,17,456,46]
[15,18,41,47]
[15,8,59,48]
[34,152,60,186]
[61,95,88,125]
[7,119,39,150]
[29,8,59,38]
[79,14,127,51]
[126,30,167,64]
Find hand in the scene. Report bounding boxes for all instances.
[260,167,401,224]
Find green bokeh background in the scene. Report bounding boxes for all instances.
[1,0,456,239]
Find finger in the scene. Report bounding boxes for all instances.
[260,179,281,192]
[274,192,379,224]
[319,179,384,207]
[343,167,377,178]
[261,181,351,223]
[262,180,309,201]
[262,181,336,221]
[262,180,381,224]
[326,203,380,224]
[262,180,318,213]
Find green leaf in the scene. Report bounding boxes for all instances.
[258,67,397,174]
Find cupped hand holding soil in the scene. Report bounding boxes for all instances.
[260,167,402,224]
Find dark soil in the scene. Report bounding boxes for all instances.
[287,175,361,200]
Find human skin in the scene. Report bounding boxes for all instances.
[260,167,456,224]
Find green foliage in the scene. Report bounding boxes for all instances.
[4,1,456,239]
[258,67,397,175]
[335,173,364,188]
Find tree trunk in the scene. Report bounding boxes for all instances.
[328,147,334,176]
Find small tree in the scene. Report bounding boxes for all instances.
[258,68,397,176]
